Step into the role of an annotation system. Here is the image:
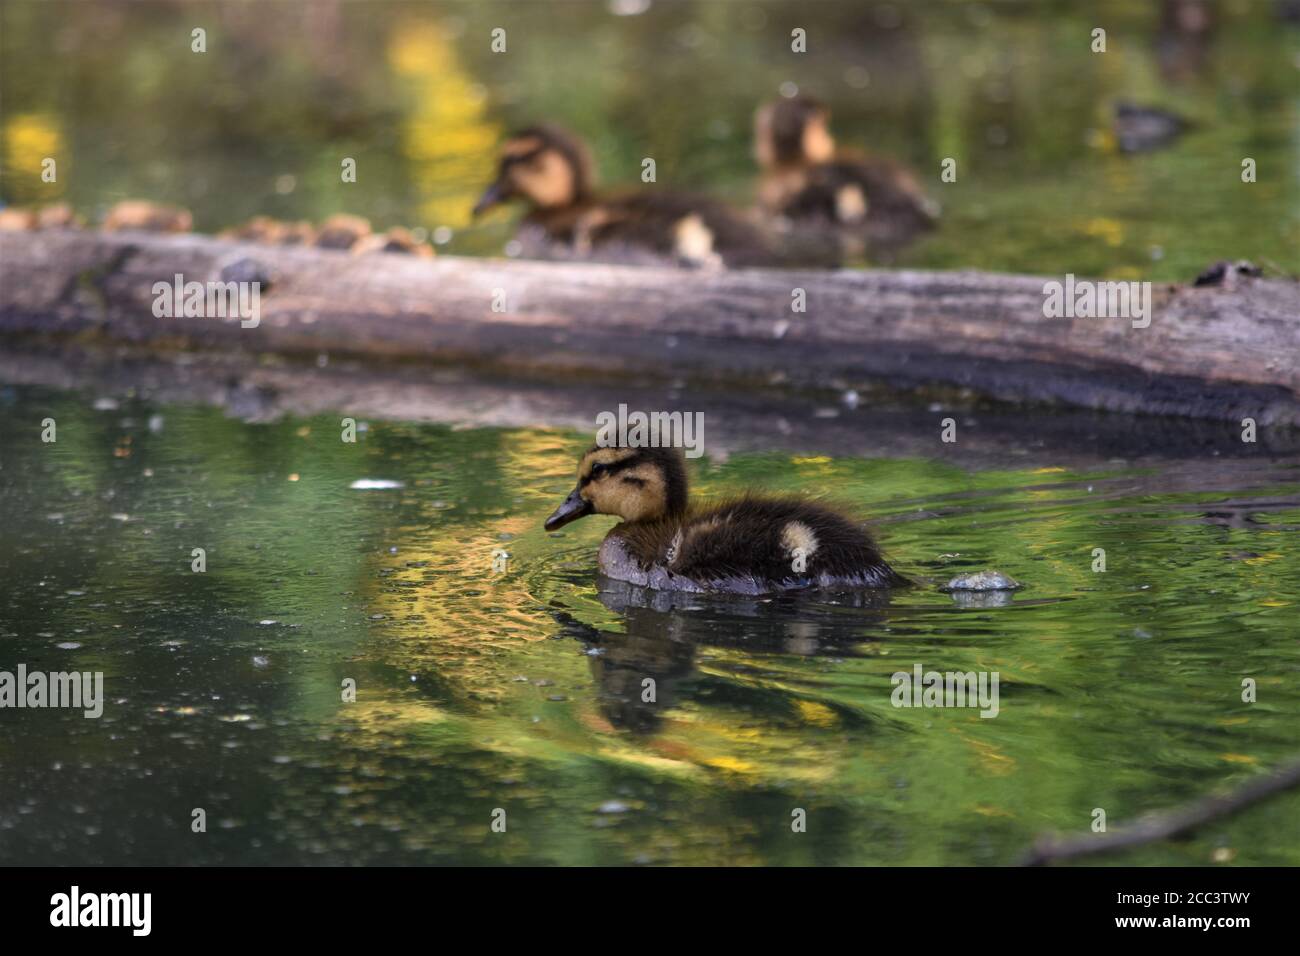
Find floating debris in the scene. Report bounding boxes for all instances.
[349,479,404,490]
[1113,102,1187,154]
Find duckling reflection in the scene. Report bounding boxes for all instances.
[558,577,895,736]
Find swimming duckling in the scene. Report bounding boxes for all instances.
[753,95,938,261]
[544,445,907,594]
[473,125,778,268]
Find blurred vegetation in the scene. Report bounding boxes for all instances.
[1,0,1297,278]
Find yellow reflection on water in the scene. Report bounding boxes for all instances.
[387,19,500,230]
[4,113,65,200]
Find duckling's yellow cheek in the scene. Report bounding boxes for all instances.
[514,152,574,208]
[588,479,639,522]
[803,121,835,163]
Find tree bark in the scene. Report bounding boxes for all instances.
[2,230,1297,424]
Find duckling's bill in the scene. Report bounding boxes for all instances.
[472,180,512,217]
[544,487,593,531]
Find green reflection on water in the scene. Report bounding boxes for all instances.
[1,386,1298,864]
[1,0,1297,278]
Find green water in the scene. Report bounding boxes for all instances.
[1,386,1298,865]
[2,0,1298,278]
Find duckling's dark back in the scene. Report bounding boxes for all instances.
[787,157,936,228]
[683,497,905,588]
[530,190,779,268]
[608,497,904,591]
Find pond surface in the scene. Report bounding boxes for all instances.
[2,0,1298,278]
[2,384,1298,865]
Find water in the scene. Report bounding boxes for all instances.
[2,1,1298,278]
[2,385,1298,864]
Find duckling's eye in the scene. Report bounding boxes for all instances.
[590,462,608,478]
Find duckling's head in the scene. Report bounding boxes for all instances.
[753,95,836,170]
[473,125,594,216]
[544,446,689,531]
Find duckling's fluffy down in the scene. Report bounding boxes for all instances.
[601,496,907,594]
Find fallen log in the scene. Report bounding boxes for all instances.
[1,230,1297,424]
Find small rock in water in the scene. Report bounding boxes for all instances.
[948,590,1014,609]
[943,570,1021,592]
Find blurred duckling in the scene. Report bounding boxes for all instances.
[0,204,84,230]
[314,213,373,250]
[102,200,192,233]
[0,207,36,231]
[221,215,316,246]
[474,125,778,268]
[36,203,82,229]
[544,445,907,594]
[221,215,433,256]
[351,225,435,257]
[753,95,938,261]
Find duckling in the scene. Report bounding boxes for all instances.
[544,445,907,594]
[753,95,938,260]
[36,203,82,229]
[0,207,37,231]
[473,125,778,268]
[313,213,373,250]
[221,215,316,246]
[102,200,192,233]
[351,225,436,257]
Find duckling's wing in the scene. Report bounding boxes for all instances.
[677,498,905,589]
[595,193,779,267]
